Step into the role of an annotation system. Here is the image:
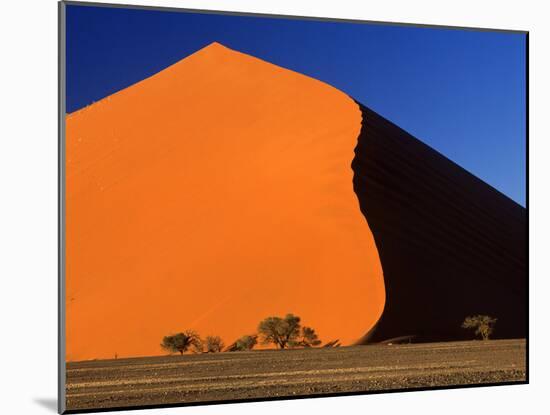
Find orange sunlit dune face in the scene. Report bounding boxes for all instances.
[65,42,385,361]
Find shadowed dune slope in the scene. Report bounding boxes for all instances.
[65,43,385,360]
[353,104,526,343]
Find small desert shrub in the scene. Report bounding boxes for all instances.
[461,315,497,340]
[231,335,258,351]
[205,335,225,353]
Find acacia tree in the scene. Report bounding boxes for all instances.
[161,331,202,355]
[290,326,322,348]
[461,315,497,340]
[205,336,225,353]
[258,314,301,349]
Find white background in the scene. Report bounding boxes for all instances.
[0,0,547,413]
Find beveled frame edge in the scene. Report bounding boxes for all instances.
[58,1,67,413]
[62,0,528,34]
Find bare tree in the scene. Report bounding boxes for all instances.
[322,339,341,348]
[205,336,225,353]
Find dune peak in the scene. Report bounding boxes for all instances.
[65,43,385,360]
[191,41,235,57]
[205,41,229,49]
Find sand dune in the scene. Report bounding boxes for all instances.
[353,104,526,342]
[66,43,385,360]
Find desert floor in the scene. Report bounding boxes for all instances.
[66,339,526,411]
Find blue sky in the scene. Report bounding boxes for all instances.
[66,4,526,205]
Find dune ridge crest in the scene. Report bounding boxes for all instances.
[66,42,385,360]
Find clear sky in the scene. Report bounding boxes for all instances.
[66,4,526,206]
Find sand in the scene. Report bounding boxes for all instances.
[65,42,385,361]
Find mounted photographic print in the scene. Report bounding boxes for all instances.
[58,1,528,413]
